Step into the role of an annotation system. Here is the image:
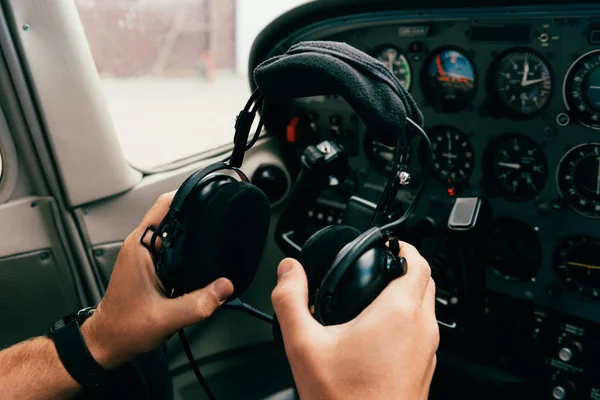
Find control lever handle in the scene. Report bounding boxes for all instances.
[278,141,348,250]
[447,197,492,336]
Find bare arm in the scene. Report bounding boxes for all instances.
[0,337,79,398]
[0,317,114,398]
[0,192,233,399]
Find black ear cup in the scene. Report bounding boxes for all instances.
[164,175,234,287]
[300,225,398,326]
[321,243,393,325]
[299,225,361,304]
[170,176,270,299]
[272,225,359,349]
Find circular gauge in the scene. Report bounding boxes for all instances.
[556,143,600,218]
[483,133,548,201]
[365,132,411,175]
[373,45,411,90]
[485,217,542,281]
[563,50,600,129]
[427,125,474,184]
[491,49,553,117]
[554,235,600,298]
[421,48,477,113]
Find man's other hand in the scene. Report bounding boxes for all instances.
[272,242,439,400]
[81,192,234,369]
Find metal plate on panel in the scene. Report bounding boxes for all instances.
[0,250,79,348]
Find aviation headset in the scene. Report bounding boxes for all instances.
[146,40,432,326]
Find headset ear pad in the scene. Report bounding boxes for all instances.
[176,178,270,300]
[299,224,395,326]
[299,225,361,305]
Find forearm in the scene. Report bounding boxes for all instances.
[0,336,80,399]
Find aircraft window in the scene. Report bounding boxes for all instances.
[75,0,310,170]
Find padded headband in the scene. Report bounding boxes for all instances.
[253,41,424,145]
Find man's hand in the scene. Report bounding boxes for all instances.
[82,192,234,369]
[272,242,438,400]
[0,192,233,399]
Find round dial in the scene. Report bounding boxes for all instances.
[365,133,411,175]
[421,48,477,113]
[492,49,553,116]
[563,50,600,129]
[485,217,542,281]
[554,235,600,298]
[483,133,548,200]
[428,126,474,184]
[374,46,411,90]
[556,143,600,218]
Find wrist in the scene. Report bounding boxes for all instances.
[80,311,120,370]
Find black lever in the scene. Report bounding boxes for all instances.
[447,197,492,336]
[277,141,348,254]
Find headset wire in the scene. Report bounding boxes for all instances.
[178,329,217,400]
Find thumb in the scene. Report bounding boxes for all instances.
[165,278,234,329]
[272,258,321,344]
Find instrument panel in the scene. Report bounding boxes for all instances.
[251,4,600,398]
[274,12,600,327]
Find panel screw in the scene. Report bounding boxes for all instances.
[40,252,49,261]
[30,201,37,208]
[23,24,29,31]
[94,249,104,257]
[556,113,570,127]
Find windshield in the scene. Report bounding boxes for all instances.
[75,0,312,170]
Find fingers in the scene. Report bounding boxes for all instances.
[423,277,440,352]
[422,354,437,399]
[360,241,431,321]
[271,258,322,345]
[162,278,234,329]
[135,191,177,251]
[138,191,177,232]
[383,241,432,302]
[422,277,436,316]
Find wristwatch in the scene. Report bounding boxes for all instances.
[47,307,106,389]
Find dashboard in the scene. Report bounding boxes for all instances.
[250,3,600,399]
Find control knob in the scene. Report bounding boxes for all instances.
[252,165,288,204]
[552,379,576,400]
[558,340,583,363]
[552,386,567,400]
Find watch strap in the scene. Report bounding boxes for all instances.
[48,308,106,389]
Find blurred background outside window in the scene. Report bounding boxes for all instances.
[75,0,310,169]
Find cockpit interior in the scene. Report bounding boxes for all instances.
[0,0,599,399]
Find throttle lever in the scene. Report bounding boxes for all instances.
[447,197,492,336]
[277,141,348,254]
